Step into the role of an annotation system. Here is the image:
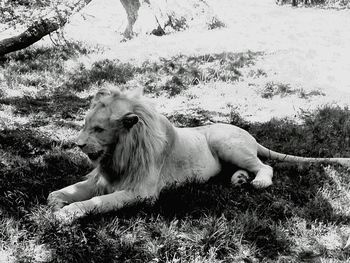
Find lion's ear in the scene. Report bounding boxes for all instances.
[122,113,139,129]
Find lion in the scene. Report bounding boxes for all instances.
[47,87,350,223]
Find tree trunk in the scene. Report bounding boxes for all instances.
[120,0,141,39]
[0,0,92,57]
[120,0,217,39]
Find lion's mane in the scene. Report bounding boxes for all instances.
[93,89,168,191]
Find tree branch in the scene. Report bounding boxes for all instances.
[0,0,93,56]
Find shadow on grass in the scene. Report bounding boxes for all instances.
[1,98,350,261]
[64,59,136,92]
[0,42,90,87]
[81,164,343,260]
[1,42,90,64]
[61,50,263,95]
[0,90,91,120]
[1,49,263,101]
[140,51,263,97]
[0,128,91,218]
[38,105,349,262]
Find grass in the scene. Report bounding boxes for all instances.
[1,43,350,262]
[261,82,325,99]
[138,51,261,97]
[207,17,226,30]
[277,0,350,8]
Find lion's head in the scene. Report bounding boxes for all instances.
[76,87,167,186]
[76,87,141,165]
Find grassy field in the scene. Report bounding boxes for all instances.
[0,40,350,263]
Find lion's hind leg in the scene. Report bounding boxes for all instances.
[207,124,274,188]
[212,137,273,188]
[250,162,273,189]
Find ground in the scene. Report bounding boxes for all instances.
[1,0,350,262]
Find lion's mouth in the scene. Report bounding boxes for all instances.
[87,150,104,161]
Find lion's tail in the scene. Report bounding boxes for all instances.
[257,144,350,167]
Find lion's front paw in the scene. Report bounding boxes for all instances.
[47,192,69,211]
[231,170,249,186]
[251,177,272,189]
[54,203,85,224]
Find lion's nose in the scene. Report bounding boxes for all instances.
[76,143,87,150]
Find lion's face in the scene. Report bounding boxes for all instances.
[76,94,139,165]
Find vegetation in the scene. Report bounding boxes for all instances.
[277,0,350,8]
[0,43,350,262]
[260,82,325,99]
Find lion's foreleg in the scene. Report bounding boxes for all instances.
[47,179,96,211]
[54,190,139,223]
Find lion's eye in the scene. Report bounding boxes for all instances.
[93,126,104,133]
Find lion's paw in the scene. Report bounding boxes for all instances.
[54,203,85,224]
[231,170,249,186]
[251,177,272,189]
[47,192,69,211]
